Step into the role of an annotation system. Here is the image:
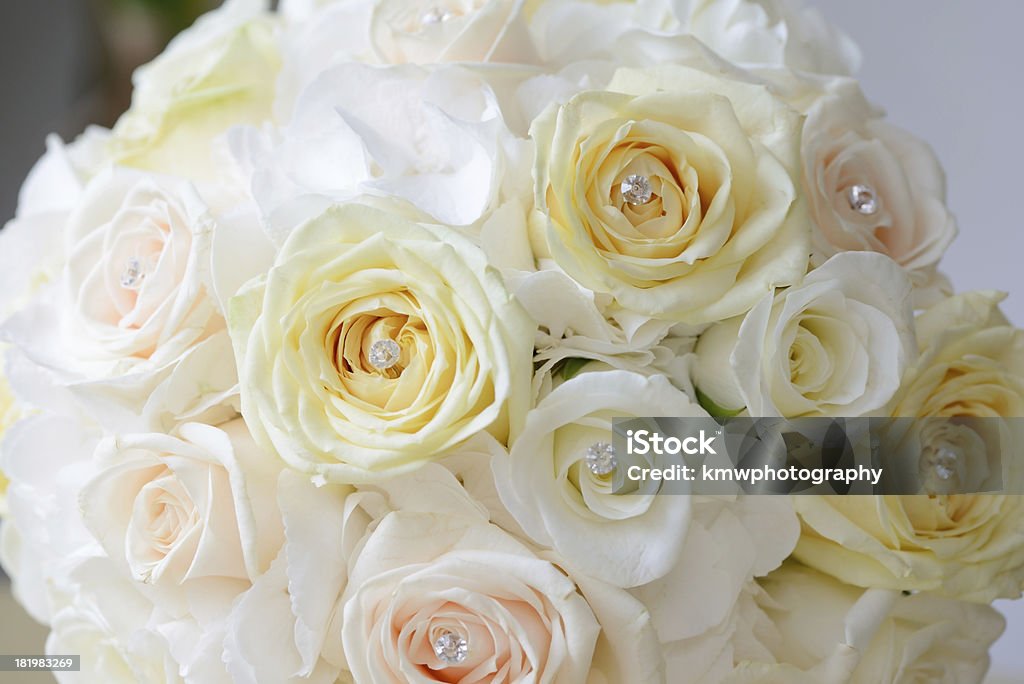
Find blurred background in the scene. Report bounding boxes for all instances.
[0,0,1021,680]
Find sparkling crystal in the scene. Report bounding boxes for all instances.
[421,7,454,24]
[932,447,958,480]
[120,257,145,290]
[620,174,653,206]
[585,442,617,476]
[433,630,468,666]
[846,184,879,215]
[368,339,401,370]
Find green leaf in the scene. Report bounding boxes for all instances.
[696,387,744,418]
[560,357,592,380]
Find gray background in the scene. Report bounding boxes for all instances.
[0,0,1022,679]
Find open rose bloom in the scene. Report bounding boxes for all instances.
[0,0,1021,682]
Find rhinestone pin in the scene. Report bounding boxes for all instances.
[433,630,468,666]
[368,339,402,371]
[846,184,879,215]
[620,174,653,206]
[120,257,145,290]
[585,442,617,476]
[421,7,455,24]
[932,447,958,481]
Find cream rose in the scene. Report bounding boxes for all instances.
[370,0,537,64]
[802,81,957,295]
[229,202,534,483]
[494,370,707,587]
[695,252,916,417]
[531,63,809,324]
[793,291,1024,602]
[749,563,1005,684]
[108,0,280,182]
[80,419,282,589]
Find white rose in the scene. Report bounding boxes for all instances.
[695,252,916,417]
[1,168,237,432]
[108,0,280,182]
[80,419,282,591]
[748,563,1005,684]
[634,497,799,682]
[229,201,534,483]
[530,63,810,324]
[235,63,531,240]
[370,0,538,64]
[494,370,706,586]
[802,81,957,297]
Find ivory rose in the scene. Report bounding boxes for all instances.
[694,252,916,417]
[531,63,809,324]
[228,201,534,483]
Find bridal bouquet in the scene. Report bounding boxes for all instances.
[1,0,1021,682]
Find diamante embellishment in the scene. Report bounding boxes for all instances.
[421,7,455,24]
[433,630,468,666]
[620,174,653,206]
[120,258,145,290]
[846,184,879,215]
[932,447,958,481]
[368,339,401,370]
[585,442,617,476]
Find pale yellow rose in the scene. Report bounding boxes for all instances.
[108,0,280,181]
[531,63,809,324]
[794,292,1024,602]
[229,201,535,484]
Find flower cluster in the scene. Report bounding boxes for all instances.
[0,0,1019,682]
